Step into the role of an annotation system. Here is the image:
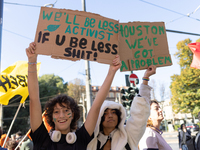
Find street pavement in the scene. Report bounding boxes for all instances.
[162,131,179,150]
[162,131,198,150]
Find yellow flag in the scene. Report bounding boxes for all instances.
[0,61,41,105]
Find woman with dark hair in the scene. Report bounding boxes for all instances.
[178,124,191,150]
[139,100,172,150]
[44,94,81,132]
[87,65,157,150]
[26,42,121,150]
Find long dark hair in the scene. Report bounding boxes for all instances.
[180,123,186,131]
[99,108,122,131]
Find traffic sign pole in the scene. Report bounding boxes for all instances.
[130,71,133,87]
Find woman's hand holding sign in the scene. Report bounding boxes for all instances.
[26,42,37,63]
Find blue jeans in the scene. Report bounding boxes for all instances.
[182,144,188,150]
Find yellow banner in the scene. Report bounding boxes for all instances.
[0,61,41,105]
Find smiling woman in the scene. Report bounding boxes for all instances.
[44,95,80,134]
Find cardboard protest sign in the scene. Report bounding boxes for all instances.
[35,7,172,71]
[0,61,41,105]
[34,7,119,64]
[119,22,172,71]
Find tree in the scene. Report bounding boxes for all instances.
[159,82,169,101]
[38,74,68,107]
[67,78,85,103]
[149,79,157,100]
[3,95,30,135]
[170,38,200,116]
[67,78,86,127]
[149,79,169,101]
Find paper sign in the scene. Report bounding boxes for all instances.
[34,7,172,71]
[34,7,119,64]
[0,61,41,105]
[119,22,172,71]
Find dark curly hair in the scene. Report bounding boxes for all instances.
[99,108,122,131]
[44,94,80,131]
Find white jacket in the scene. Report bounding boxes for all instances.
[87,84,151,150]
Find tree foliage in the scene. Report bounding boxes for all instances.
[67,78,85,103]
[67,78,86,127]
[149,79,157,100]
[170,38,200,116]
[159,82,168,101]
[3,95,30,135]
[38,74,68,104]
[149,79,169,101]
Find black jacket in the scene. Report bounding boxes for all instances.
[178,130,191,148]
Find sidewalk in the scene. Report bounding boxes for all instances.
[162,131,179,149]
[162,131,178,144]
[162,130,198,149]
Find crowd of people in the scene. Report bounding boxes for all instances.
[0,130,33,150]
[178,112,200,150]
[0,42,199,150]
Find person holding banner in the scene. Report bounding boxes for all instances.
[26,42,121,150]
[87,65,156,150]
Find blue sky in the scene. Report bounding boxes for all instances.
[1,0,200,100]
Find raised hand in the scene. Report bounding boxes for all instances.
[26,42,37,62]
[144,65,156,78]
[109,55,122,72]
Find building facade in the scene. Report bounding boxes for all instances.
[91,85,128,102]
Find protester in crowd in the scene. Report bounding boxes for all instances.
[178,124,192,150]
[10,134,15,141]
[0,134,9,147]
[195,112,200,150]
[0,128,3,146]
[87,65,156,150]
[5,140,18,150]
[20,136,33,150]
[15,131,22,143]
[139,100,173,150]
[0,128,7,150]
[0,128,2,139]
[26,42,121,150]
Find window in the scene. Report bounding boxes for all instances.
[116,93,120,97]
[93,86,98,90]
[109,92,114,97]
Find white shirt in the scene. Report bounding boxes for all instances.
[139,127,172,150]
[97,129,117,149]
